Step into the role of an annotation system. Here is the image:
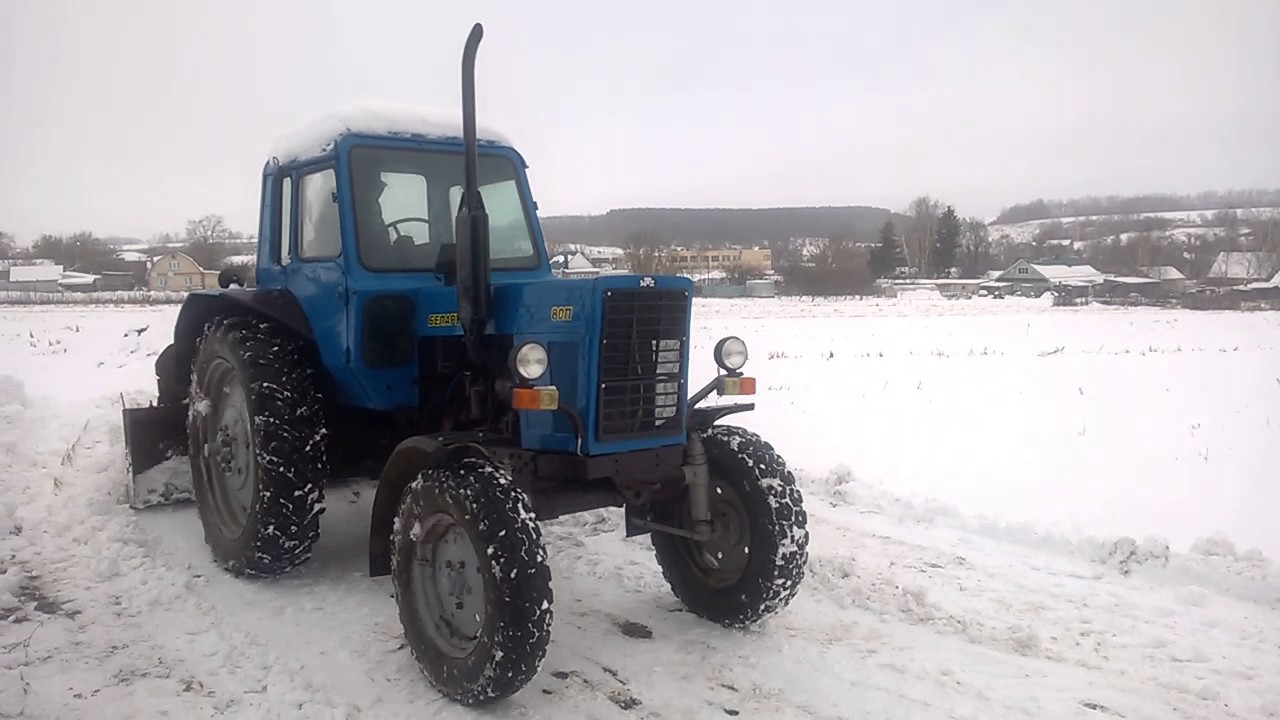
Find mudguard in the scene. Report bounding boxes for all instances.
[368,435,492,576]
[124,288,314,509]
[688,403,755,431]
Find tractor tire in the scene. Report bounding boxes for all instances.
[391,454,553,705]
[651,425,809,627]
[187,315,328,578]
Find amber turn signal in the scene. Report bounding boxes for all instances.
[719,376,756,396]
[511,386,560,410]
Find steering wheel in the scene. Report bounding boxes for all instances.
[385,216,430,240]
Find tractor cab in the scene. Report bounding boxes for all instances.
[256,124,551,289]
[241,116,699,458]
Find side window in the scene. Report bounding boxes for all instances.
[279,175,293,265]
[299,168,340,260]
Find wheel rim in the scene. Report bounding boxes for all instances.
[200,357,256,539]
[409,512,486,658]
[679,478,752,588]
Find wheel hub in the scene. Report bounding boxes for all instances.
[199,358,256,539]
[411,514,486,658]
[683,480,751,586]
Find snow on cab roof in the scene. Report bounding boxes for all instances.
[269,101,514,164]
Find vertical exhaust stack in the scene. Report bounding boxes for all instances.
[455,22,490,365]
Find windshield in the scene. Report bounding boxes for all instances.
[348,145,540,272]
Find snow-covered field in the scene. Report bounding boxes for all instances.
[2,296,1278,719]
[987,206,1280,244]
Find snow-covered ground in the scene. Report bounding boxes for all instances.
[987,206,1280,245]
[2,296,1278,719]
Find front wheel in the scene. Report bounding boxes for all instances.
[391,453,553,705]
[651,425,809,627]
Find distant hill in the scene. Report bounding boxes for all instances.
[995,189,1280,224]
[540,206,905,248]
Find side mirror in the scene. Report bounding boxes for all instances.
[218,268,244,289]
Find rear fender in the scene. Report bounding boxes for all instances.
[367,436,490,576]
[157,289,315,404]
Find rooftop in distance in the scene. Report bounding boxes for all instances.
[268,101,514,165]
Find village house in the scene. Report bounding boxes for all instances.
[1205,251,1276,287]
[984,259,1105,297]
[670,247,773,275]
[147,251,220,291]
[0,264,63,293]
[1138,265,1191,294]
[1098,275,1164,299]
[549,250,602,278]
[932,279,986,297]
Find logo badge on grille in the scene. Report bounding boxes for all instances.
[640,276,655,287]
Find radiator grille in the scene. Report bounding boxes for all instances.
[596,288,689,440]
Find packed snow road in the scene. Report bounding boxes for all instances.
[1,297,1278,719]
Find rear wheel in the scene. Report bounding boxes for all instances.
[187,315,328,577]
[651,425,809,627]
[392,453,553,705]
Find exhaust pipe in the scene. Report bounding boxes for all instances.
[454,22,490,365]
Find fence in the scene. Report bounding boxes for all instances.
[0,290,189,305]
[1183,291,1280,311]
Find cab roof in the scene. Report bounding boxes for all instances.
[268,101,514,165]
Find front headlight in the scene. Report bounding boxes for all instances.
[714,336,748,372]
[512,342,549,381]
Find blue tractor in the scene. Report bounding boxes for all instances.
[121,23,808,705]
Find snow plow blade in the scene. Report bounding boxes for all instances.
[122,402,193,509]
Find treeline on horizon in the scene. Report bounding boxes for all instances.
[995,188,1280,225]
[540,206,908,248]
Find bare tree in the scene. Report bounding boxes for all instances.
[1184,231,1225,280]
[185,214,234,244]
[1211,209,1242,249]
[1241,249,1277,280]
[621,230,675,275]
[767,237,803,269]
[958,218,992,277]
[1243,212,1280,256]
[782,237,874,295]
[903,196,941,272]
[723,262,765,285]
[0,231,16,259]
[182,214,240,269]
[1130,231,1160,273]
[29,232,117,269]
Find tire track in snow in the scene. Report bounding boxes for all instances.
[1,384,351,719]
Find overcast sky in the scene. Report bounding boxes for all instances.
[2,0,1278,242]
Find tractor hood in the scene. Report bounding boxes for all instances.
[406,272,695,339]
[489,272,694,337]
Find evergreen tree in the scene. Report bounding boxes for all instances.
[871,220,904,278]
[931,205,961,277]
